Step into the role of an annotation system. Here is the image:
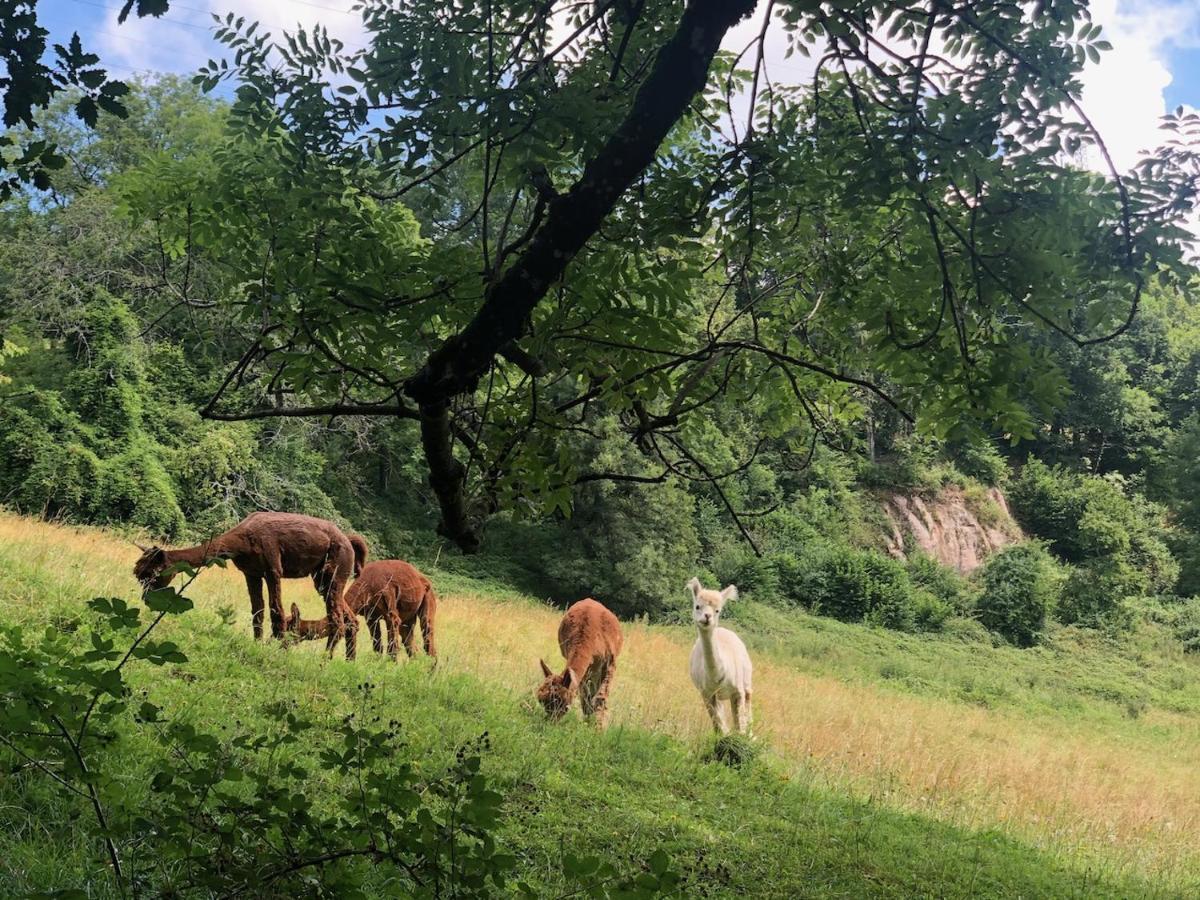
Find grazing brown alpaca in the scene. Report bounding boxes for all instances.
[287,559,438,660]
[537,598,623,728]
[132,511,365,658]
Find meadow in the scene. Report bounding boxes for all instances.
[2,512,1198,897]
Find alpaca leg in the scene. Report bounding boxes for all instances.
[367,613,384,655]
[265,574,287,640]
[590,662,616,729]
[704,695,728,735]
[323,590,346,659]
[329,576,357,661]
[419,594,437,658]
[399,617,417,658]
[579,674,597,720]
[342,607,358,661]
[244,573,265,641]
[387,611,406,660]
[732,693,750,734]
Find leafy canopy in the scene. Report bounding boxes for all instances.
[109,0,1200,551]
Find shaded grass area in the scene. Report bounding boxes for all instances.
[1,514,1197,897]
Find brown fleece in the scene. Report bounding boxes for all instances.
[537,598,623,728]
[133,511,363,658]
[287,559,437,660]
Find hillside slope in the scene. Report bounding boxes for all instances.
[1,514,1197,897]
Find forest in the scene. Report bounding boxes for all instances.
[3,1,1200,897]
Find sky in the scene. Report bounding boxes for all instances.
[38,0,1200,174]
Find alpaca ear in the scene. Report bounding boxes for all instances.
[563,668,579,690]
[133,541,150,552]
[687,577,701,599]
[290,603,301,624]
[539,658,553,679]
[720,584,738,603]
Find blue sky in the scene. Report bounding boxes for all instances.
[42,0,1200,171]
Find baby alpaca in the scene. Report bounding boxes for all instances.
[687,577,753,735]
[287,559,437,660]
[537,598,623,728]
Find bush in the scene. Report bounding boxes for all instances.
[911,589,954,632]
[704,733,760,770]
[976,544,1062,647]
[546,474,700,619]
[797,545,928,632]
[951,439,1009,487]
[1056,558,1140,629]
[1008,459,1178,629]
[1173,599,1200,653]
[905,552,974,614]
[95,441,186,538]
[711,546,781,604]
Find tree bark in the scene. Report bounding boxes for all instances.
[404,0,758,550]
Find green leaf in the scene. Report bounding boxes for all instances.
[143,588,194,614]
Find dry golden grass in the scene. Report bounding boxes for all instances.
[2,513,1198,882]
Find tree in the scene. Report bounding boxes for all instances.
[0,0,176,198]
[118,1,1200,553]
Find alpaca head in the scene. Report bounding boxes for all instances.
[133,546,172,590]
[688,577,737,632]
[536,659,579,721]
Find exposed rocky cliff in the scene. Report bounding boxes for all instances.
[882,487,1022,574]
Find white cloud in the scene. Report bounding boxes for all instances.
[94,0,367,80]
[1079,0,1200,173]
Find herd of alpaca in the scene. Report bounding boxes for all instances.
[133,512,754,735]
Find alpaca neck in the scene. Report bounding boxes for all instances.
[697,627,724,680]
[167,540,228,568]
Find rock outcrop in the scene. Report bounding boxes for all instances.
[882,487,1021,574]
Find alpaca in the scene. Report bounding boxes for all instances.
[133,511,366,658]
[687,577,753,735]
[286,559,438,660]
[537,598,623,728]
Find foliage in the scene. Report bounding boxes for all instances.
[0,1,138,198]
[778,544,947,633]
[976,544,1063,647]
[0,565,676,898]
[951,440,1010,488]
[1173,599,1200,654]
[905,552,976,615]
[103,0,1199,553]
[1008,459,1179,622]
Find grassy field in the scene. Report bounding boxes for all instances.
[2,512,1198,897]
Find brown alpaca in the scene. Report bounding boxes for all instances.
[132,512,367,658]
[537,598,623,728]
[287,559,437,660]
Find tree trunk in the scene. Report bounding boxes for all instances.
[403,0,758,551]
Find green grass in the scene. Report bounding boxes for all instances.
[1,514,1198,897]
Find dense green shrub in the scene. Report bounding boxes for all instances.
[910,589,955,631]
[95,440,186,537]
[1056,558,1144,631]
[546,475,700,619]
[1173,599,1200,653]
[1008,459,1178,628]
[793,545,918,631]
[905,552,975,614]
[976,544,1062,647]
[712,546,781,604]
[951,440,1009,487]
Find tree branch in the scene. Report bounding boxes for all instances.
[403,0,758,550]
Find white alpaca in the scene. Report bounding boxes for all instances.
[687,577,753,735]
